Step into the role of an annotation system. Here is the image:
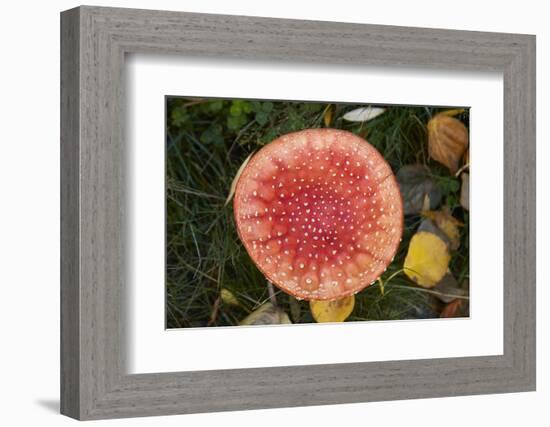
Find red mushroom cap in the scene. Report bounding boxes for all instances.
[234,129,403,301]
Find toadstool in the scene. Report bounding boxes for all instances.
[233,129,403,301]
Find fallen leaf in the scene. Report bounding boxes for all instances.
[432,273,467,303]
[342,106,385,122]
[397,165,442,215]
[418,218,450,246]
[404,231,451,288]
[441,298,469,318]
[225,152,254,206]
[460,172,469,210]
[422,207,462,250]
[220,288,240,306]
[427,114,469,174]
[310,295,355,323]
[438,108,465,117]
[323,105,333,127]
[239,302,291,326]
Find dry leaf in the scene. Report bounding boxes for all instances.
[397,165,442,215]
[422,207,462,250]
[427,114,469,174]
[404,231,451,288]
[323,105,333,127]
[225,152,254,206]
[342,106,385,122]
[418,218,449,245]
[439,108,465,117]
[432,273,467,303]
[239,302,291,326]
[441,298,469,318]
[460,172,469,210]
[310,295,355,323]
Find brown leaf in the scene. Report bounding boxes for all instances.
[441,299,469,318]
[427,114,469,174]
[432,273,467,303]
[396,165,442,215]
[438,108,465,117]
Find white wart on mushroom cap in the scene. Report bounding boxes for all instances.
[234,128,403,301]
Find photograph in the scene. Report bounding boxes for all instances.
[49,2,537,421]
[165,97,470,328]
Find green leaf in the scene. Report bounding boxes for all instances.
[255,111,269,126]
[250,101,262,112]
[209,100,224,112]
[262,102,274,113]
[200,124,224,144]
[227,115,247,131]
[171,108,188,127]
[229,102,243,116]
[435,176,460,196]
[242,101,252,113]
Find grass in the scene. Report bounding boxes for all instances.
[166,98,470,328]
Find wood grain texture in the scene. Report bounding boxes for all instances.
[60,7,80,419]
[60,5,536,420]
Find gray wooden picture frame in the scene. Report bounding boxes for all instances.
[60,5,536,421]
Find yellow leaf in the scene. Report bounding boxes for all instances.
[220,288,240,306]
[239,303,291,326]
[427,114,469,174]
[225,152,254,206]
[310,295,355,323]
[404,231,451,288]
[422,208,462,250]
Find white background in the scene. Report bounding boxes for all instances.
[128,56,503,373]
[0,0,547,426]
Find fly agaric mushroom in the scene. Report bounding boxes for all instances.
[233,129,403,301]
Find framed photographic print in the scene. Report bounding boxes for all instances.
[61,5,536,420]
[165,98,471,330]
